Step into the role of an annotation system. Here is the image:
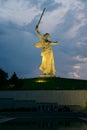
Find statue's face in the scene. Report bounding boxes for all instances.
[44,34,50,40]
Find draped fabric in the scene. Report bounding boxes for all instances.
[35,42,56,75]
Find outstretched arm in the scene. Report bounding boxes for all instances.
[49,41,60,45]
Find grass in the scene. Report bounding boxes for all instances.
[21,77,87,90]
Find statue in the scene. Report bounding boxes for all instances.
[34,9,59,77]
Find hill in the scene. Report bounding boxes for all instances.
[0,77,87,90]
[22,77,87,90]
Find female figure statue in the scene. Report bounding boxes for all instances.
[35,25,59,76]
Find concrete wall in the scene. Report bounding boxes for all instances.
[0,90,87,107]
[14,100,37,109]
[0,98,14,109]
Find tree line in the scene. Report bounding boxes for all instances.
[0,68,23,90]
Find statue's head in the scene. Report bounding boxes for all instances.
[43,33,50,40]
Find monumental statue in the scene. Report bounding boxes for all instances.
[35,8,59,77]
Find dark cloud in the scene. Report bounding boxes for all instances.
[79,0,87,2]
[0,29,6,35]
[0,21,38,77]
[41,0,61,11]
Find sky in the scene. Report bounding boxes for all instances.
[0,0,87,80]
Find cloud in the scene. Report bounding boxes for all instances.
[53,0,87,39]
[54,0,84,10]
[0,21,38,77]
[73,56,87,62]
[40,7,68,33]
[75,39,87,58]
[76,41,86,47]
[73,65,80,69]
[0,0,41,25]
[68,72,80,79]
[65,17,87,38]
[79,62,87,79]
[0,0,86,34]
[79,0,87,3]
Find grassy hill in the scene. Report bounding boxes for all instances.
[1,77,87,90]
[21,77,87,90]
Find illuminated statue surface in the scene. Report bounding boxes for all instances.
[34,8,59,77]
[35,26,59,76]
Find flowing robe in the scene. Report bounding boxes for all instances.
[35,41,56,75]
[35,29,58,76]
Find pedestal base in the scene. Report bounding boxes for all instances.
[39,74,56,78]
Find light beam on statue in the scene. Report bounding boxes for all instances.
[34,8,60,77]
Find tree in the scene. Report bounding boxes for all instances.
[9,72,23,89]
[10,72,19,82]
[0,68,8,89]
[9,72,19,87]
[0,68,8,84]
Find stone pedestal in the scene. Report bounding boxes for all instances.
[39,74,56,78]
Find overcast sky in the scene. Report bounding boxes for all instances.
[0,0,87,80]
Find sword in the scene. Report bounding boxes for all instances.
[36,8,46,27]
